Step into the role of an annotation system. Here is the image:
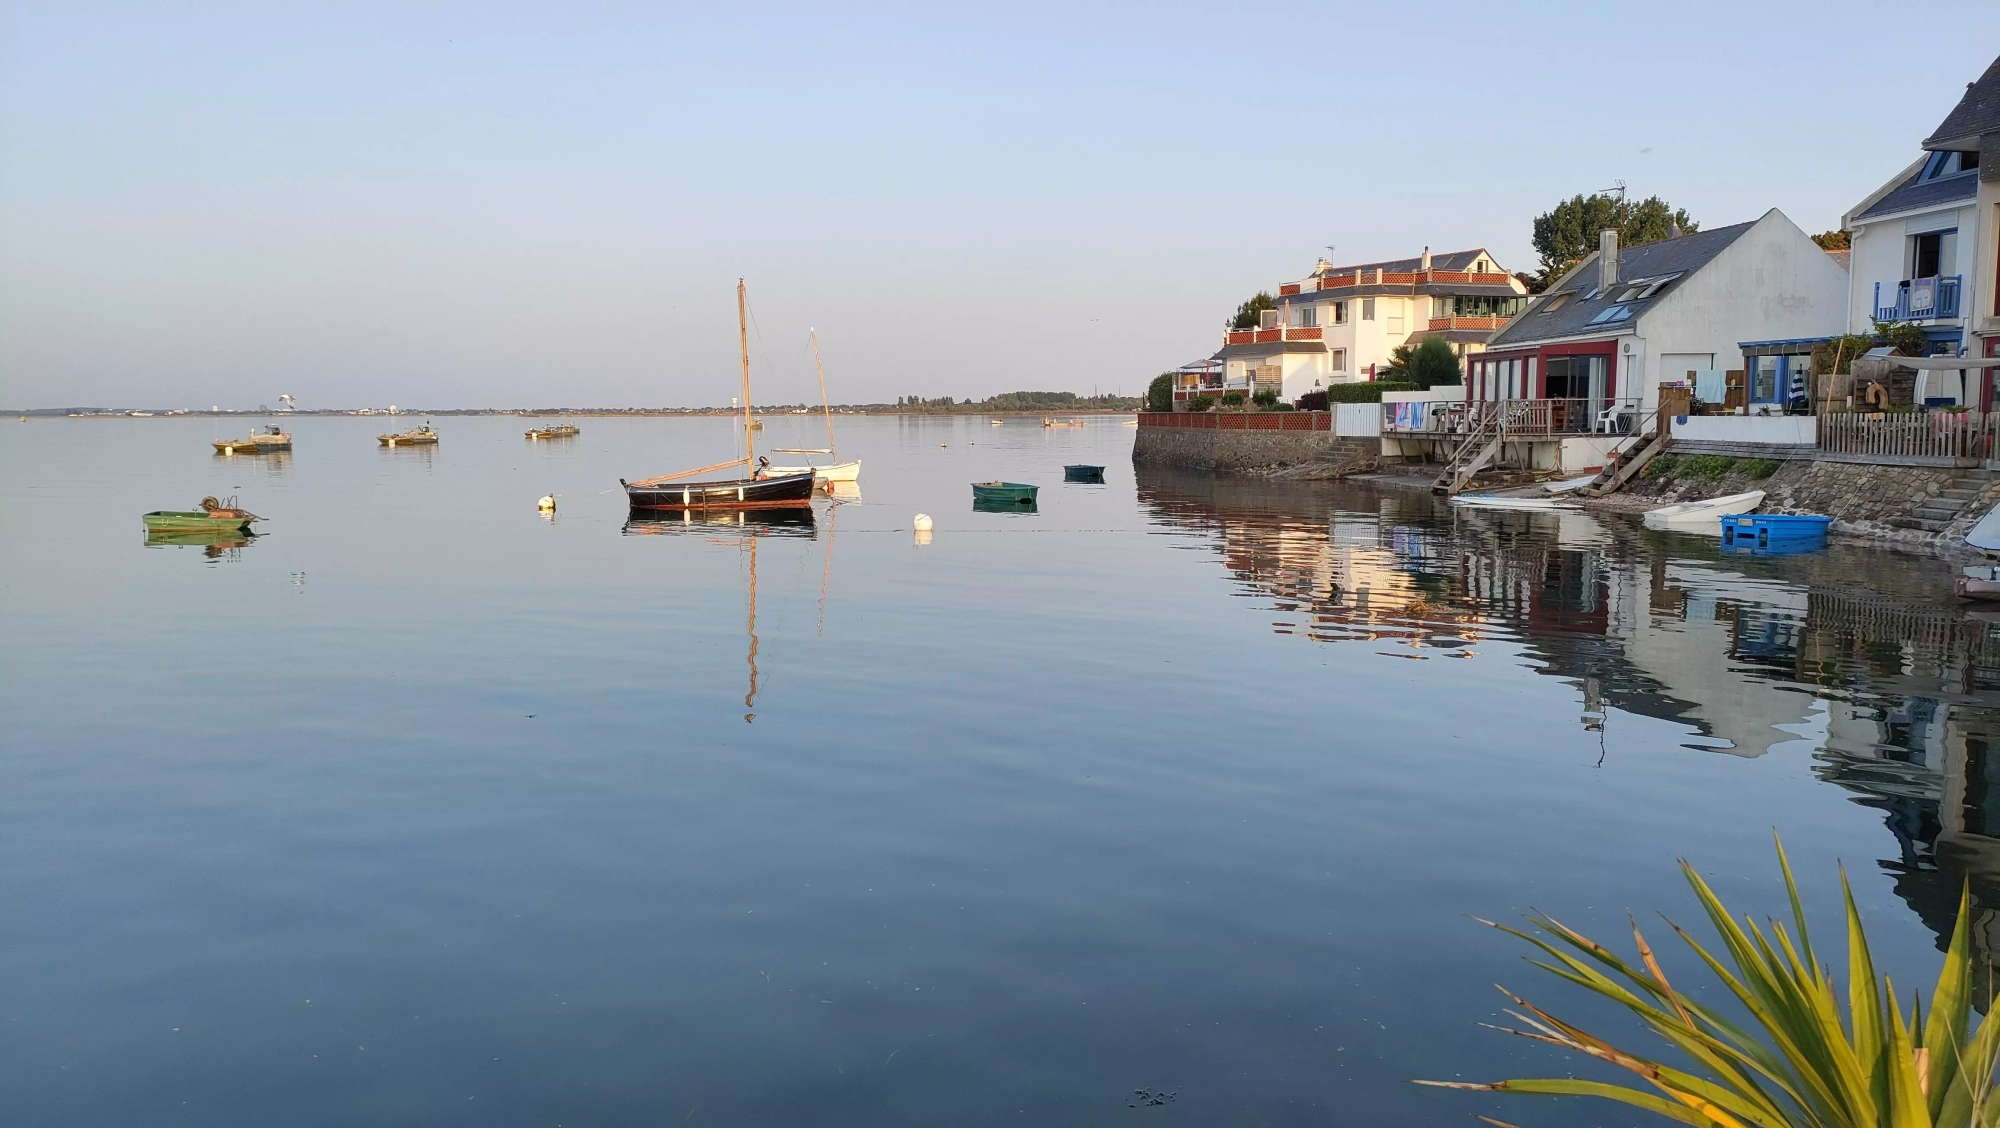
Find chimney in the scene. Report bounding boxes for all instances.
[1598,229,1619,292]
[1419,246,1432,271]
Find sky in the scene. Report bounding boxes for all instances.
[3,2,1998,410]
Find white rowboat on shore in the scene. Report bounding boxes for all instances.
[1449,495,1581,512]
[1642,490,1765,535]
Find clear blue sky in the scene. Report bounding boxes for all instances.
[3,2,1997,409]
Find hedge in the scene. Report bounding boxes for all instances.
[1323,381,1417,404]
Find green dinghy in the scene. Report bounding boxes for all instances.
[971,481,1038,505]
[142,496,260,533]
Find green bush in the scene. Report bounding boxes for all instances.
[1639,454,1678,480]
[1186,394,1215,412]
[1221,390,1246,408]
[1267,403,1295,412]
[1324,381,1417,404]
[1677,454,1738,479]
[1145,373,1173,413]
[1740,457,1781,480]
[1252,389,1278,407]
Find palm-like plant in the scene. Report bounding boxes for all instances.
[1419,839,2000,1127]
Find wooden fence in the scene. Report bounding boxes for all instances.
[1137,411,1331,431]
[1815,411,1993,464]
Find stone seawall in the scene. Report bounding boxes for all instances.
[1618,444,2000,555]
[1131,427,1373,472]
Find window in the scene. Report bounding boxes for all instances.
[1911,229,1957,279]
[1541,292,1572,312]
[1587,304,1633,325]
[1361,298,1375,321]
[1291,305,1316,328]
[1474,259,1488,273]
[1919,150,1977,181]
[1615,274,1679,301]
[1330,348,1347,372]
[1331,301,1347,324]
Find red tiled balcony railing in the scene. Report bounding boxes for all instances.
[1223,327,1322,345]
[1426,315,1504,332]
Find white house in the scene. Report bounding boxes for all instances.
[1456,209,1849,471]
[1184,248,1529,406]
[1843,53,2000,401]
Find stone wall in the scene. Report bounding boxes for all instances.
[1131,426,1372,473]
[1617,446,2000,554]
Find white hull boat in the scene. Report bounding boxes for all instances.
[763,459,861,485]
[1449,495,1581,512]
[1958,565,2000,601]
[1966,502,2000,552]
[1543,473,1597,494]
[1642,490,1765,534]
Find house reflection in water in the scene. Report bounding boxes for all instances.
[1134,465,2000,982]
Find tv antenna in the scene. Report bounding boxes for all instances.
[1598,180,1627,203]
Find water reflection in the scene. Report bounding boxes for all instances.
[622,508,818,538]
[1134,465,2000,973]
[143,527,256,561]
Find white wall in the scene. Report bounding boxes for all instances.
[1635,209,1849,414]
[1672,415,1816,446]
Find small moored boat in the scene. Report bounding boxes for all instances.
[1042,418,1086,428]
[212,425,290,454]
[1449,495,1579,512]
[1642,490,1766,534]
[142,495,260,532]
[1063,464,1106,482]
[525,423,579,440]
[1958,565,2000,601]
[379,424,438,446]
[972,481,1039,504]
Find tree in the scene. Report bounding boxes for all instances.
[1530,193,1698,288]
[1380,337,1462,390]
[1811,229,1851,251]
[1230,291,1276,330]
[1145,373,1173,413]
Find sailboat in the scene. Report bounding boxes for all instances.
[762,329,861,487]
[623,280,818,511]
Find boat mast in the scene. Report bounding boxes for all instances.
[738,278,755,465]
[810,329,836,459]
[745,533,760,722]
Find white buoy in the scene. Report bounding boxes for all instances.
[538,494,556,512]
[913,513,933,531]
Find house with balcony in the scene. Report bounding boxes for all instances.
[1423,209,1846,486]
[1191,248,1529,406]
[1844,53,2000,402]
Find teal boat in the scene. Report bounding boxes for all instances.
[971,481,1038,505]
[142,496,260,532]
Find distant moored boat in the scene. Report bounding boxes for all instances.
[379,424,438,446]
[212,425,290,454]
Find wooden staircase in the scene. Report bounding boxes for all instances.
[1429,411,1502,495]
[1579,411,1666,497]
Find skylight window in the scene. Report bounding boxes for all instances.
[1587,304,1634,325]
[1615,275,1678,301]
[1540,292,1573,312]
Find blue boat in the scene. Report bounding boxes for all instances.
[1063,464,1105,482]
[1720,513,1830,551]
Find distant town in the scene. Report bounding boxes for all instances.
[10,390,1141,418]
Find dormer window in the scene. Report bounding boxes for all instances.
[1919,150,1979,180]
[1473,259,1488,273]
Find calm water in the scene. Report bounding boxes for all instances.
[5,414,1997,1125]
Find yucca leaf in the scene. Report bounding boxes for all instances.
[1884,982,1931,1128]
[1414,1076,1746,1127]
[1924,882,1975,1120]
[1775,832,1816,975]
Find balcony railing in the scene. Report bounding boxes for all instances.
[1223,327,1325,345]
[1382,397,1643,436]
[1874,275,1962,321]
[1426,315,1505,332]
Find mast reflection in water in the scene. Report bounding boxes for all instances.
[1137,465,2000,983]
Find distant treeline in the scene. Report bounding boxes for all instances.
[891,391,1140,412]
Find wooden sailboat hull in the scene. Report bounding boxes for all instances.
[624,472,817,511]
[624,508,817,537]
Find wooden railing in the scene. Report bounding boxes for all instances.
[1139,411,1331,431]
[1817,410,1992,464]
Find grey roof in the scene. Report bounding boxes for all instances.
[1486,221,1757,350]
[1852,166,1979,221]
[1322,248,1495,275]
[1925,55,2000,150]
